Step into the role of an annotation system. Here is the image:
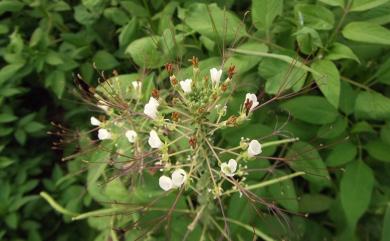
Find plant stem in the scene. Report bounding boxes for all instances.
[222,171,305,196]
[262,137,299,148]
[40,192,78,216]
[216,217,276,241]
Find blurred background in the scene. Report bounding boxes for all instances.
[0,0,389,240]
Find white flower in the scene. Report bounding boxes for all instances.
[171,169,187,187]
[159,175,173,191]
[144,97,159,119]
[245,93,259,112]
[179,78,192,93]
[210,68,223,86]
[90,116,101,126]
[221,159,237,177]
[97,101,109,112]
[132,81,142,91]
[148,130,163,149]
[98,128,112,140]
[247,140,262,157]
[125,130,137,143]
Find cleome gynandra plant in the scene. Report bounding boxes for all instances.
[46,57,307,241]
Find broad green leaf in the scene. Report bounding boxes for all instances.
[326,42,360,63]
[299,194,332,213]
[381,123,390,145]
[351,121,376,134]
[382,205,390,241]
[184,3,246,44]
[126,36,167,68]
[251,0,283,31]
[350,0,389,12]
[317,116,347,139]
[267,170,299,212]
[224,42,268,74]
[294,27,323,55]
[0,113,17,123]
[311,60,340,108]
[0,0,24,15]
[295,4,335,30]
[355,91,390,120]
[319,0,344,7]
[103,7,129,25]
[119,18,138,48]
[340,160,374,229]
[0,63,25,85]
[258,58,307,94]
[281,96,339,124]
[326,141,357,167]
[342,21,390,45]
[286,141,331,188]
[45,70,66,98]
[93,50,119,70]
[365,140,390,162]
[376,57,390,85]
[339,82,358,115]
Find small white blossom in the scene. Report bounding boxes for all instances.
[97,102,109,112]
[90,116,101,126]
[179,78,192,93]
[159,175,173,191]
[98,128,112,140]
[247,140,262,157]
[210,68,222,86]
[171,169,187,187]
[144,97,159,119]
[245,93,259,112]
[221,159,237,177]
[132,81,142,91]
[125,130,137,143]
[148,130,163,149]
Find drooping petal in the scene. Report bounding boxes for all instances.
[98,128,112,140]
[248,140,262,157]
[159,176,173,191]
[90,116,101,126]
[125,130,137,143]
[245,93,259,112]
[144,97,159,119]
[210,68,223,86]
[171,169,187,187]
[179,79,192,93]
[148,130,163,149]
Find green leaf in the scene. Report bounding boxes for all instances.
[184,3,246,44]
[0,156,14,168]
[24,122,45,133]
[0,0,24,15]
[325,43,360,63]
[251,0,283,31]
[286,142,330,188]
[93,50,119,70]
[103,7,129,25]
[294,27,323,55]
[295,4,335,30]
[340,160,374,229]
[311,60,341,108]
[381,123,390,145]
[14,129,26,145]
[0,63,25,85]
[224,42,268,74]
[126,36,167,68]
[267,170,299,212]
[326,141,357,167]
[319,0,344,7]
[45,51,64,65]
[350,0,389,12]
[258,57,307,94]
[0,113,17,123]
[339,81,358,115]
[382,205,390,241]
[281,96,339,124]
[355,91,390,120]
[45,70,66,98]
[299,194,332,213]
[342,21,390,45]
[365,140,390,162]
[118,18,138,48]
[317,116,347,139]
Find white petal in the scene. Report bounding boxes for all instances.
[228,159,237,173]
[245,93,259,111]
[125,130,137,143]
[148,130,163,149]
[210,68,222,86]
[132,81,142,90]
[159,176,173,191]
[179,79,192,93]
[143,97,159,119]
[171,169,187,187]
[90,116,101,126]
[248,140,262,157]
[98,128,112,140]
[221,161,235,177]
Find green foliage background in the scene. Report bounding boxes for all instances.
[1,0,390,240]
